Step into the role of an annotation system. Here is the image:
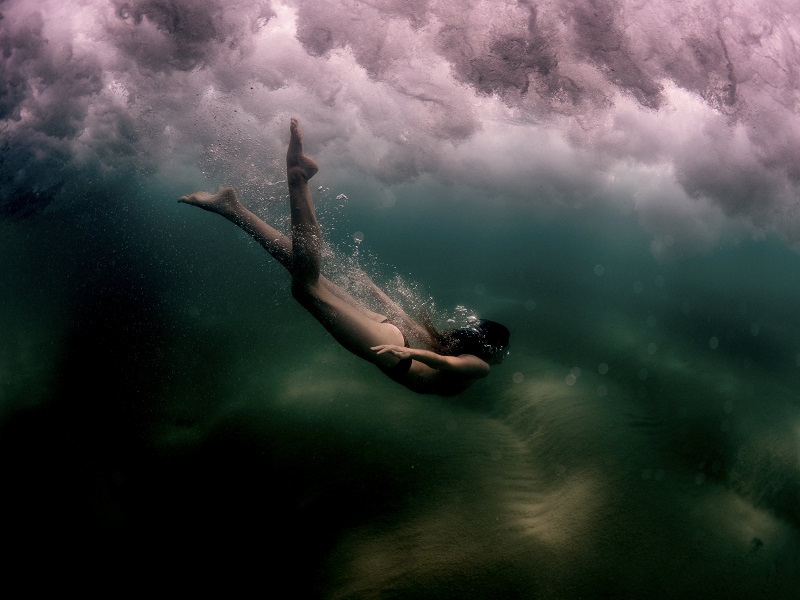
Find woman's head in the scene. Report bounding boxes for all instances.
[446,319,510,365]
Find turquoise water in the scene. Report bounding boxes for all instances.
[2,0,800,596]
[2,174,798,596]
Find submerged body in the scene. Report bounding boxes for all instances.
[179,119,508,396]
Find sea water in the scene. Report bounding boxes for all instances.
[1,170,798,597]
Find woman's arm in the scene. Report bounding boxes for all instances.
[352,270,434,344]
[372,345,490,378]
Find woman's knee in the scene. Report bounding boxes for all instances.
[291,279,319,306]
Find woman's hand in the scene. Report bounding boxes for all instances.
[371,344,413,360]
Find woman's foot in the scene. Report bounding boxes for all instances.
[178,187,243,217]
[287,118,319,183]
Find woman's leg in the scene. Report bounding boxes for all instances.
[179,119,405,366]
[178,188,387,323]
[178,187,292,269]
[284,119,405,365]
[286,118,321,288]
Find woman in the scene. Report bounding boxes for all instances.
[179,119,509,396]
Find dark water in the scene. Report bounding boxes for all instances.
[1,177,798,597]
[2,0,800,596]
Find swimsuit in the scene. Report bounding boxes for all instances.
[379,319,413,376]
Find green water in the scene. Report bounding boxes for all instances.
[1,178,798,597]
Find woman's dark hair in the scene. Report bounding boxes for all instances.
[422,314,510,365]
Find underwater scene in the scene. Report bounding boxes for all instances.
[1,0,799,597]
